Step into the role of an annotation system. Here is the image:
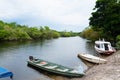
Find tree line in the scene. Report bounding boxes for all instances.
[0,20,79,41]
[80,0,120,48]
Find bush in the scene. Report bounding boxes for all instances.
[80,27,100,41]
[116,35,120,49]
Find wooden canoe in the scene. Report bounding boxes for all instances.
[78,53,107,64]
[27,56,84,77]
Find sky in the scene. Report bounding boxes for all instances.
[0,0,96,32]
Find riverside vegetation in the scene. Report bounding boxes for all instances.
[80,0,120,49]
[0,20,79,41]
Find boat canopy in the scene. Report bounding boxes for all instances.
[95,41,111,45]
[0,67,13,79]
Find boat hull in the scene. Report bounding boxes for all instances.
[0,67,13,79]
[94,46,116,54]
[27,58,84,77]
[78,53,107,64]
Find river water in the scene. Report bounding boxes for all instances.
[0,37,96,80]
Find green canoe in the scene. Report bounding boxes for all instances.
[27,56,84,77]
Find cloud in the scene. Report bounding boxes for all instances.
[0,0,96,31]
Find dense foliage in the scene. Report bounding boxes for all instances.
[0,20,79,41]
[89,0,120,41]
[59,31,79,37]
[80,27,100,41]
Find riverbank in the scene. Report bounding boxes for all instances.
[74,50,120,80]
[50,50,120,80]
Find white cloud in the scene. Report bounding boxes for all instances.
[0,0,96,31]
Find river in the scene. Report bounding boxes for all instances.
[0,37,96,80]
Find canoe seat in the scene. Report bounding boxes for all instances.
[45,66,57,69]
[70,70,79,73]
[56,68,69,72]
[37,61,48,66]
[33,59,42,63]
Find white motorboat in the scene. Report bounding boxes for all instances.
[94,39,116,54]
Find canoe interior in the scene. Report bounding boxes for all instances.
[27,58,84,77]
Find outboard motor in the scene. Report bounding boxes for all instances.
[29,56,34,61]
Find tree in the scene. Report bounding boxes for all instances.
[0,20,4,29]
[27,27,41,39]
[80,27,100,41]
[89,0,120,40]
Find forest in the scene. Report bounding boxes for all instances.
[0,20,79,41]
[80,0,120,48]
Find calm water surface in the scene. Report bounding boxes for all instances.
[0,37,96,80]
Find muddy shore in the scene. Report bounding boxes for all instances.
[49,50,120,80]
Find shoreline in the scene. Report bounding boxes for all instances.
[77,50,120,80]
[49,50,120,80]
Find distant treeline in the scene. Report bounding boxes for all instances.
[0,20,79,41]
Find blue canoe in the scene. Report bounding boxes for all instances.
[0,67,13,79]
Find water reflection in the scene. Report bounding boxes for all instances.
[0,37,96,80]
